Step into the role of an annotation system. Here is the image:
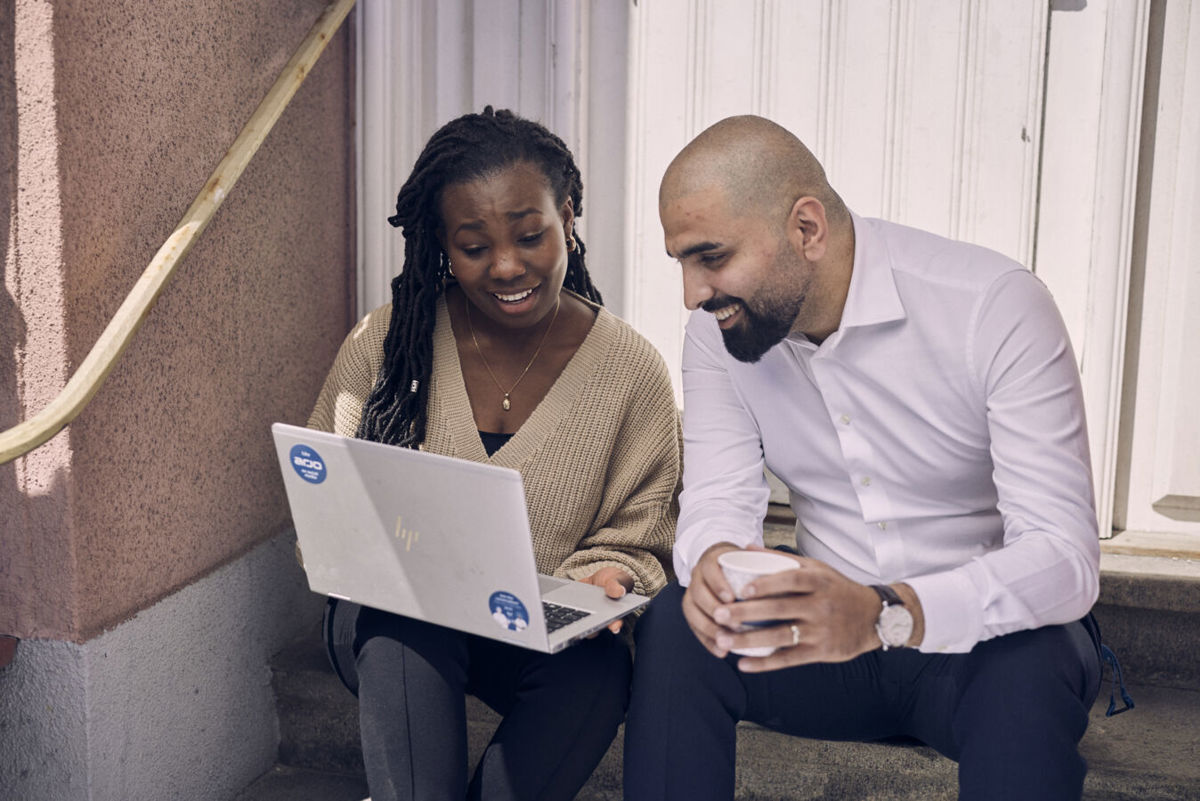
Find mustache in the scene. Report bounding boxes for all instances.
[701,295,744,314]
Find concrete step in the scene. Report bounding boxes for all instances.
[233,765,367,801]
[247,626,1199,800]
[241,650,1200,801]
[1089,552,1200,691]
[240,523,1200,800]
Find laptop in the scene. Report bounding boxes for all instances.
[271,423,650,653]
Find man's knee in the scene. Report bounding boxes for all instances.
[950,621,1099,760]
[949,624,1098,800]
[630,581,742,706]
[967,621,1099,706]
[561,631,633,709]
[633,581,691,652]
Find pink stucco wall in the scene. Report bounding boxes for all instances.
[1,0,356,641]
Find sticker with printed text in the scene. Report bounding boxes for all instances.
[289,444,327,484]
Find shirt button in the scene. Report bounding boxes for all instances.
[878,521,888,530]
[840,414,851,425]
[861,476,872,487]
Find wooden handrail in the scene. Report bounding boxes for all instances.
[0,0,357,465]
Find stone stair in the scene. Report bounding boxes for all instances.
[235,521,1200,801]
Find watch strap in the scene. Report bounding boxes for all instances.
[870,584,912,651]
[870,584,903,607]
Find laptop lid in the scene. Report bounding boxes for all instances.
[271,423,646,652]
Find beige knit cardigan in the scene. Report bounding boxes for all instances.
[307,293,679,596]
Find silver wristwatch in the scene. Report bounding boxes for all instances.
[870,584,913,651]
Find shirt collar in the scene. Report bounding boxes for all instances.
[837,211,906,330]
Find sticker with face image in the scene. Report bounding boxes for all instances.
[489,591,529,632]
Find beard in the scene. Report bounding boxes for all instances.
[706,289,804,363]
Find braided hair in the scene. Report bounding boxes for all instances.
[356,106,604,448]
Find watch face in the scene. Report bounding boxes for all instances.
[878,604,914,648]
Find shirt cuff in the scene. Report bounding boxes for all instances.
[673,523,758,587]
[906,568,985,653]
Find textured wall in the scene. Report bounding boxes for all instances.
[0,532,323,801]
[1,0,24,642]
[2,0,79,639]
[1,0,356,641]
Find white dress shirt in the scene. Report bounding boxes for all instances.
[675,213,1100,653]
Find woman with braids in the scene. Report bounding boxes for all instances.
[306,107,680,801]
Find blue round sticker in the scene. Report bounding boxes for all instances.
[289,444,327,484]
[488,591,530,632]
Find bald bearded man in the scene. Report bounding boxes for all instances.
[623,116,1114,801]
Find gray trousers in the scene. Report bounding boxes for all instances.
[325,599,632,801]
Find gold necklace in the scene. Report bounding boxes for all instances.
[465,297,561,411]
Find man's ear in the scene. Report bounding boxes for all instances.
[786,196,828,261]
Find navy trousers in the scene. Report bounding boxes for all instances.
[623,582,1102,801]
[325,600,632,801]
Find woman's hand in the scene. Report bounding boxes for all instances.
[580,566,636,633]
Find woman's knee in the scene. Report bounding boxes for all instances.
[353,607,470,686]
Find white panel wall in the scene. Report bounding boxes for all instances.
[358,1,1193,544]
[1119,0,1200,531]
[357,0,630,315]
[626,0,1048,401]
[1037,0,1149,536]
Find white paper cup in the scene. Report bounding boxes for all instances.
[717,550,798,656]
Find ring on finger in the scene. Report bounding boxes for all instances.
[790,623,801,647]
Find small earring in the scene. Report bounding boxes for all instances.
[567,234,578,253]
[445,258,456,278]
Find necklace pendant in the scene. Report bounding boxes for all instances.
[465,297,560,418]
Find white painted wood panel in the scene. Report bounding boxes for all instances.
[434,0,472,123]
[624,0,696,380]
[824,0,894,217]
[357,0,629,316]
[757,2,823,145]
[1037,0,1149,536]
[356,0,1178,541]
[627,0,1048,400]
[1119,0,1200,531]
[583,1,632,314]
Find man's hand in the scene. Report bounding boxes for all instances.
[683,545,926,668]
[680,542,742,656]
[712,555,882,670]
[580,566,636,633]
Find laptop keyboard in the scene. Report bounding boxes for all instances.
[542,601,590,633]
